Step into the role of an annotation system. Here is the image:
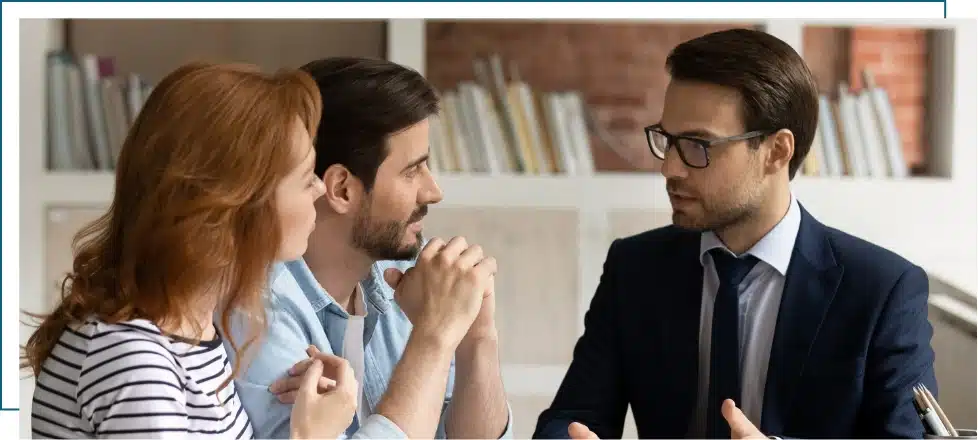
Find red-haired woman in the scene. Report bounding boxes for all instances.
[24,62,355,439]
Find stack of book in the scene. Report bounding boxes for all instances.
[45,51,154,172]
[427,54,597,176]
[800,69,911,179]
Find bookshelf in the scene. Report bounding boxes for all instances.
[29,19,976,277]
[19,18,977,437]
[423,19,959,179]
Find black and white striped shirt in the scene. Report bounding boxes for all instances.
[31,318,254,439]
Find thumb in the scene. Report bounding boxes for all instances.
[298,359,324,397]
[306,344,320,357]
[383,267,403,289]
[722,399,763,439]
[568,422,598,439]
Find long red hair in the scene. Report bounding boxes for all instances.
[22,62,322,391]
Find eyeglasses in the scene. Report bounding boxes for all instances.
[644,124,773,169]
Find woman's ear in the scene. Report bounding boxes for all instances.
[320,164,364,215]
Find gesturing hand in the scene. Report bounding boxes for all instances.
[568,422,599,439]
[723,399,767,439]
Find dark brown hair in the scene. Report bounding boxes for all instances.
[22,62,322,393]
[666,28,819,179]
[300,57,439,190]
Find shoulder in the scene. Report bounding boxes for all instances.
[239,260,323,334]
[76,319,185,404]
[266,260,315,308]
[608,224,697,263]
[799,212,929,318]
[81,319,179,361]
[225,262,326,386]
[230,307,315,387]
[820,222,920,282]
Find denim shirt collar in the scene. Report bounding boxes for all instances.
[282,258,394,316]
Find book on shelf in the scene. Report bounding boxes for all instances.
[800,69,910,179]
[432,58,915,179]
[428,53,598,176]
[45,51,912,180]
[46,50,153,172]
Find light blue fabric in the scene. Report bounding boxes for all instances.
[224,254,513,439]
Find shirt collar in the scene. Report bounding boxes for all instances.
[699,193,801,276]
[281,258,379,315]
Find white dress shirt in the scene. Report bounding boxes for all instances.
[689,195,801,437]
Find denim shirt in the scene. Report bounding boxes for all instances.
[225,256,514,439]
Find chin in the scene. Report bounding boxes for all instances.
[672,211,708,232]
[277,243,308,262]
[398,231,424,258]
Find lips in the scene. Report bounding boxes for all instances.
[668,191,698,208]
[668,191,695,200]
[666,180,694,199]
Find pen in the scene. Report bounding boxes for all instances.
[920,384,957,437]
[920,406,951,437]
[913,385,951,437]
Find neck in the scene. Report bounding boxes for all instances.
[303,221,374,313]
[160,290,219,342]
[716,182,792,255]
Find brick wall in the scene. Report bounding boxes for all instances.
[802,26,851,95]
[425,21,759,172]
[848,27,928,169]
[802,26,928,170]
[426,21,930,174]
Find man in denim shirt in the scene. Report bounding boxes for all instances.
[226,57,513,439]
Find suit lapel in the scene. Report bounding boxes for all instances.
[761,206,844,435]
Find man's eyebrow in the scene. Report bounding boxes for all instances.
[657,124,721,139]
[676,129,720,138]
[401,154,429,172]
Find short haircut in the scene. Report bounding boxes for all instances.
[666,28,819,179]
[300,57,440,190]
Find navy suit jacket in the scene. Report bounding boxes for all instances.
[534,205,937,439]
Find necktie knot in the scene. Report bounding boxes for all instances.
[710,249,759,289]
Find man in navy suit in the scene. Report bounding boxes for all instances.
[533,28,937,439]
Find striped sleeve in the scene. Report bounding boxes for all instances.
[77,331,190,438]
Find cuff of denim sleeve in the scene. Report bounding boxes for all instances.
[350,413,408,439]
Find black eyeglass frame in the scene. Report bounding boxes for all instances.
[644,124,774,169]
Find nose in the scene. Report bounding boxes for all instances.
[420,170,444,205]
[313,178,327,199]
[659,144,688,180]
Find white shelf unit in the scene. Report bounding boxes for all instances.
[33,170,978,296]
[19,18,978,436]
